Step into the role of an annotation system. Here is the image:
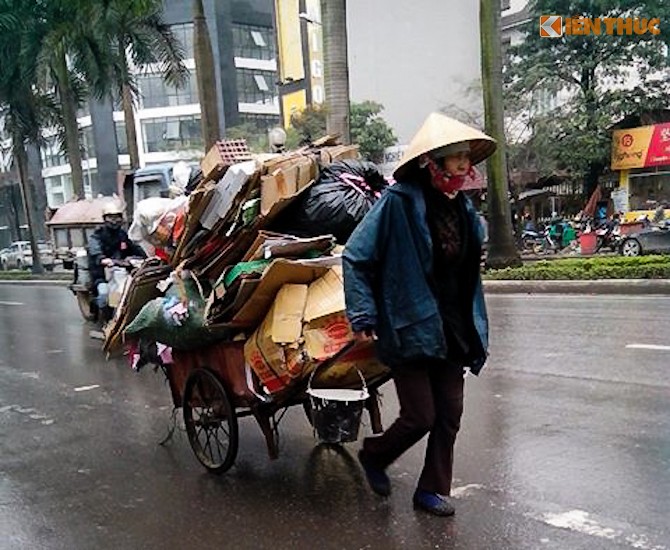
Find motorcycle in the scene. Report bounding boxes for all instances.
[520,229,544,252]
[521,227,562,255]
[594,221,621,253]
[69,252,143,322]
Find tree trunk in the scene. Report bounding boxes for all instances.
[55,52,85,199]
[193,0,220,151]
[480,0,521,269]
[122,83,140,170]
[27,143,46,240]
[321,0,350,144]
[13,137,44,274]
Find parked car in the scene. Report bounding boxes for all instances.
[1,241,55,270]
[620,222,670,256]
[0,248,9,269]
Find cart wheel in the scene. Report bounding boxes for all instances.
[76,291,97,322]
[183,368,239,474]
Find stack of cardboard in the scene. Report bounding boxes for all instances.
[244,265,388,397]
[111,135,387,397]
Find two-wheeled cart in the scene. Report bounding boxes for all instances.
[162,340,388,473]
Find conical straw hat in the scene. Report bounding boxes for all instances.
[393,112,497,180]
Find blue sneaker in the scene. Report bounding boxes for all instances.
[357,450,391,496]
[413,489,455,516]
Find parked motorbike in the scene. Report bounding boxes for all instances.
[594,221,621,253]
[521,227,562,254]
[520,229,544,253]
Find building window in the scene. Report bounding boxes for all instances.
[170,23,195,60]
[238,113,281,132]
[115,122,129,155]
[138,71,199,109]
[81,126,96,159]
[236,68,278,105]
[40,137,67,168]
[44,173,73,207]
[142,115,203,153]
[83,170,97,195]
[233,24,276,60]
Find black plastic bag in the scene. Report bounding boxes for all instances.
[277,160,387,243]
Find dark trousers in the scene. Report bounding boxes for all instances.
[361,361,464,496]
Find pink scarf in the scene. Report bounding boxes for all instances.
[420,154,475,196]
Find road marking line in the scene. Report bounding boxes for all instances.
[626,344,670,351]
[74,385,100,392]
[451,484,484,498]
[531,509,666,550]
[0,301,23,306]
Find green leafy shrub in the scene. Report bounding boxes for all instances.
[484,255,670,280]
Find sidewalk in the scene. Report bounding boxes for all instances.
[1,277,669,294]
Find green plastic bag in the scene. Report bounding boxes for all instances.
[125,278,228,350]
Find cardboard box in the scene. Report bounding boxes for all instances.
[269,284,308,344]
[244,284,309,393]
[297,157,317,190]
[245,344,291,394]
[231,259,328,327]
[303,311,352,361]
[330,144,360,162]
[320,144,360,165]
[201,144,225,182]
[260,171,297,216]
[303,314,389,388]
[303,266,345,322]
[201,160,258,230]
[260,156,316,217]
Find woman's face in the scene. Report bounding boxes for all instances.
[442,151,471,176]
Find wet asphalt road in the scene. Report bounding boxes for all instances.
[0,286,669,550]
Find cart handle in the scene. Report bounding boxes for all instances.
[307,341,367,394]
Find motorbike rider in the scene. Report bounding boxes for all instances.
[88,201,146,322]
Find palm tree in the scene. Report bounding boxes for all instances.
[480,0,521,269]
[0,0,59,273]
[101,0,188,169]
[193,0,220,150]
[36,0,112,199]
[320,0,351,143]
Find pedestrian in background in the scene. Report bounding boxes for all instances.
[343,112,495,517]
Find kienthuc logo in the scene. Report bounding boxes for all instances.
[540,16,661,37]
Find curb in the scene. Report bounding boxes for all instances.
[483,279,670,295]
[0,279,70,287]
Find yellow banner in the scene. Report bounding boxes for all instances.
[611,126,654,169]
[275,0,304,82]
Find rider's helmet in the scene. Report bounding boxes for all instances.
[102,202,124,218]
[102,201,124,230]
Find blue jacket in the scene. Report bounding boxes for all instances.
[343,182,489,374]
